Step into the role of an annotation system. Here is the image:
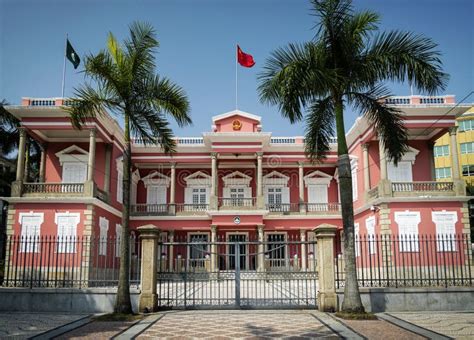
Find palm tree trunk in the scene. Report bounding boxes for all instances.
[334,96,364,313]
[115,113,133,314]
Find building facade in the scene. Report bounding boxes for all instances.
[2,95,472,274]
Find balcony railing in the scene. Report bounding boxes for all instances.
[306,203,341,212]
[266,203,300,213]
[392,181,454,193]
[131,204,169,215]
[23,182,85,195]
[175,204,209,213]
[219,197,257,209]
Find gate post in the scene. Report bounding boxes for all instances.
[138,225,160,312]
[314,224,338,312]
[257,224,265,272]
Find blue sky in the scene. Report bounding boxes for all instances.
[1,0,473,136]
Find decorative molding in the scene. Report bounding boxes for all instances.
[55,145,89,165]
[222,171,252,187]
[184,171,212,187]
[263,171,289,186]
[304,170,332,187]
[142,171,170,187]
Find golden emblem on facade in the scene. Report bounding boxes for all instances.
[232,119,242,131]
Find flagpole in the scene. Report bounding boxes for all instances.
[61,33,68,98]
[235,44,238,110]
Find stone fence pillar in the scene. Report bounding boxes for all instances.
[138,225,160,312]
[314,224,338,312]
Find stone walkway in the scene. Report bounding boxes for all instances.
[385,311,474,339]
[0,312,89,339]
[134,310,355,339]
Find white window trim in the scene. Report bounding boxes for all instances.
[394,210,421,252]
[303,170,332,187]
[142,171,170,188]
[226,232,250,269]
[264,231,288,263]
[187,232,211,260]
[222,171,252,187]
[263,171,290,186]
[365,216,376,255]
[55,145,89,165]
[99,216,109,256]
[432,211,458,252]
[55,211,80,253]
[18,211,44,253]
[184,171,212,187]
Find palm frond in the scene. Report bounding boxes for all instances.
[348,85,408,164]
[361,30,448,94]
[258,42,333,123]
[304,97,335,162]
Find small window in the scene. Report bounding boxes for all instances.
[435,167,451,179]
[460,142,474,154]
[434,145,449,157]
[99,217,109,256]
[462,165,474,177]
[459,120,474,132]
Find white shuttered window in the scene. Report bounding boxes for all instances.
[55,213,80,253]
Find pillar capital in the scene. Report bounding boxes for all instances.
[362,143,369,151]
[298,161,305,167]
[448,126,458,136]
[299,229,306,239]
[313,223,338,238]
[18,127,26,137]
[211,224,218,233]
[170,162,177,169]
[89,127,96,137]
[211,152,218,159]
[138,225,161,239]
[256,152,263,158]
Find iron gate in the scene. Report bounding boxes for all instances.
[156,236,318,309]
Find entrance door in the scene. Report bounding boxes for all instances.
[228,234,247,270]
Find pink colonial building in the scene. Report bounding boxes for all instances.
[2,95,473,274]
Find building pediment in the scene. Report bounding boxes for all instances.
[142,171,170,187]
[223,170,252,186]
[184,171,212,187]
[304,170,332,187]
[55,145,89,164]
[212,110,262,133]
[263,171,289,186]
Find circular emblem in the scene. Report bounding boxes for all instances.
[233,216,241,225]
[232,119,242,131]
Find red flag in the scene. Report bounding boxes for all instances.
[237,45,255,68]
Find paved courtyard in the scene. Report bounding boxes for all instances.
[386,312,474,339]
[0,312,89,339]
[135,310,346,339]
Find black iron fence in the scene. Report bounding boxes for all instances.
[336,233,474,288]
[0,234,141,288]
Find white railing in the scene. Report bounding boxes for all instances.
[302,137,338,144]
[30,99,56,106]
[385,97,411,105]
[219,197,256,208]
[23,182,84,194]
[270,137,296,144]
[132,137,204,145]
[391,181,454,192]
[306,203,341,212]
[420,97,446,104]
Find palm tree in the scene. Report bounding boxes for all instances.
[258,0,447,313]
[67,22,191,314]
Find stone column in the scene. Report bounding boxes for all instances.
[87,129,96,182]
[378,140,392,197]
[449,127,466,195]
[104,144,112,193]
[428,142,436,181]
[257,224,265,272]
[300,229,307,271]
[138,225,160,312]
[210,225,218,272]
[39,143,47,182]
[210,153,218,209]
[23,139,30,182]
[314,224,338,312]
[362,143,370,191]
[256,152,264,209]
[298,162,305,212]
[168,230,174,272]
[169,163,176,214]
[15,127,27,181]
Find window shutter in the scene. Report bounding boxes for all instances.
[62,162,87,183]
[147,186,159,204]
[388,161,413,182]
[157,186,167,204]
[282,187,290,204]
[223,187,230,198]
[244,187,252,198]
[263,186,269,204]
[308,185,328,203]
[184,187,193,204]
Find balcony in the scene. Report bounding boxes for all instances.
[218,197,257,210]
[13,181,110,203]
[266,203,341,215]
[366,180,457,202]
[130,203,209,216]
